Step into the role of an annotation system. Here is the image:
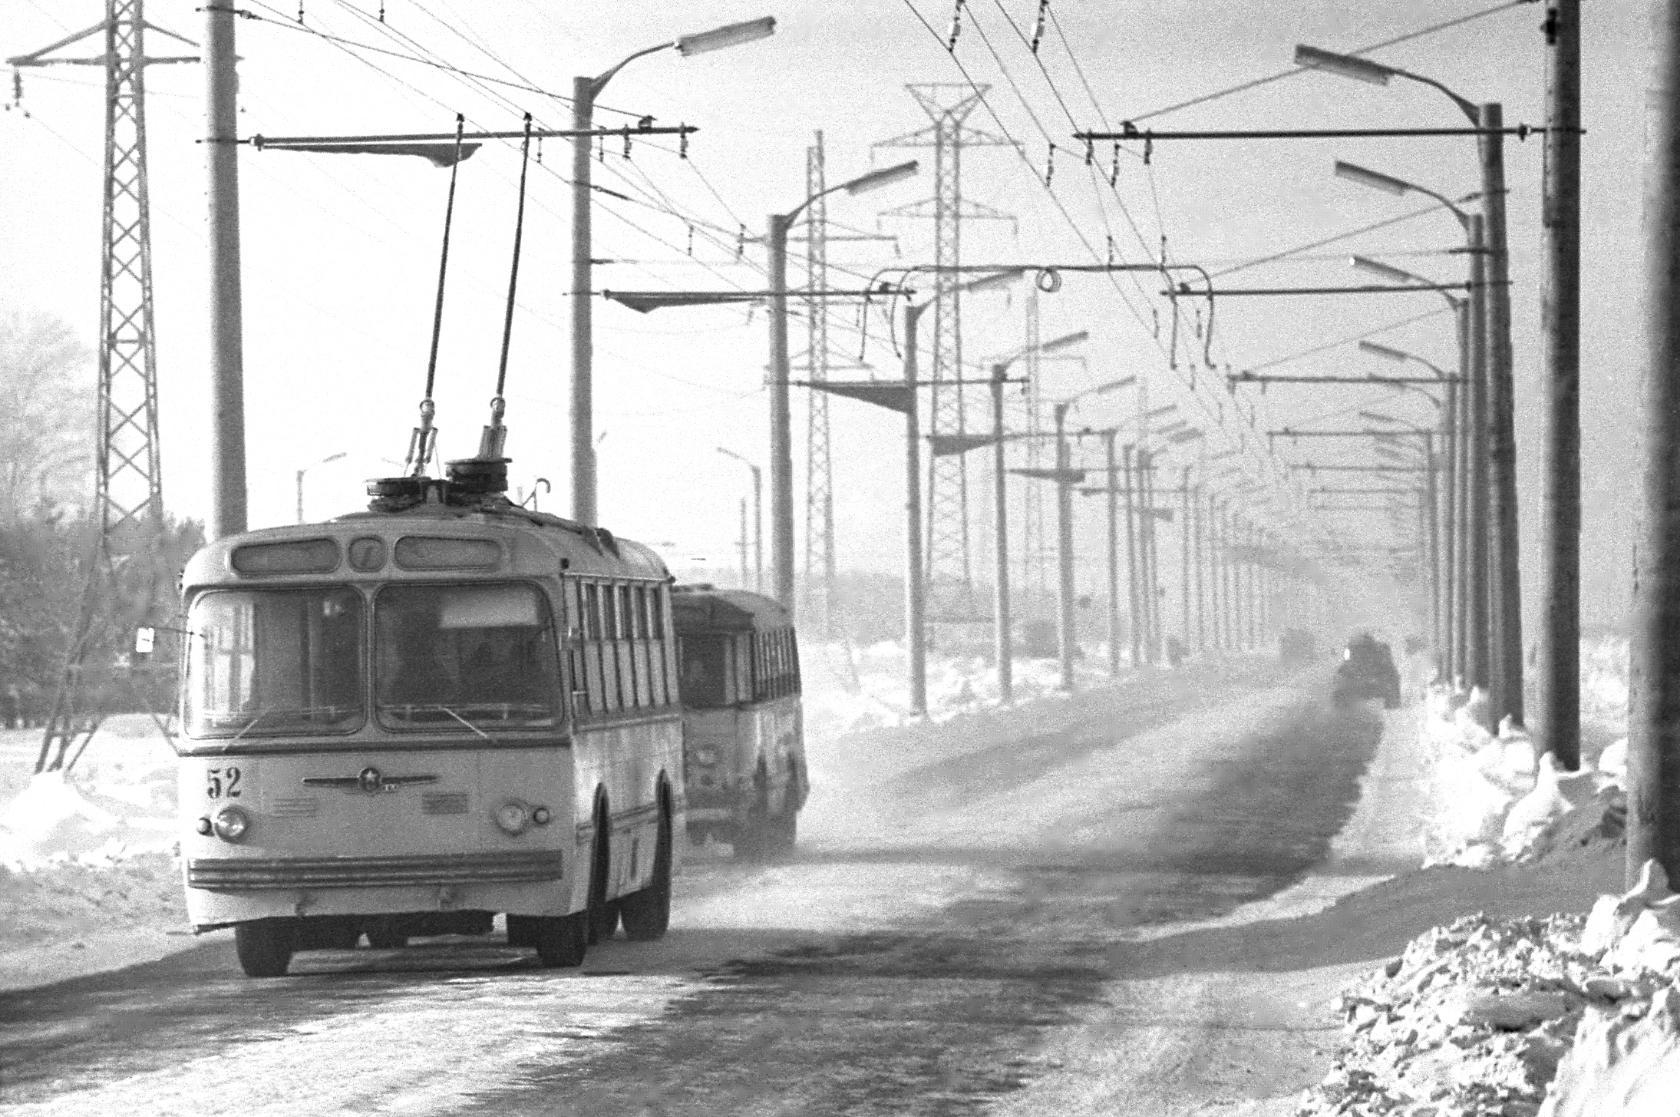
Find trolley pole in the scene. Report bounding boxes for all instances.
[206,2,247,540]
[1539,0,1583,769]
[1631,0,1680,887]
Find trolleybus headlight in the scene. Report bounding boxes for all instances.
[531,806,552,826]
[194,816,213,836]
[494,800,531,835]
[211,806,251,843]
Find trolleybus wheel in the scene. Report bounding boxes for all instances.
[366,925,409,950]
[620,801,672,941]
[734,764,771,861]
[586,803,614,945]
[235,918,296,978]
[767,807,798,856]
[524,913,587,968]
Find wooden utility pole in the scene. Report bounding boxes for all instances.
[1538,0,1583,770]
[1631,0,1680,886]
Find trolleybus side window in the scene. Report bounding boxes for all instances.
[185,587,365,737]
[646,588,667,705]
[631,584,652,709]
[564,580,590,715]
[374,582,558,729]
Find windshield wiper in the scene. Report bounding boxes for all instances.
[436,704,495,743]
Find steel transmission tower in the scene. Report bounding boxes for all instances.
[10,1,193,772]
[878,85,1013,620]
[803,132,835,632]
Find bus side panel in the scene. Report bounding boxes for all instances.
[571,712,683,902]
[178,744,580,930]
[763,695,807,817]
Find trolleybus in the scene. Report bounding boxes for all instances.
[175,459,683,976]
[671,585,806,858]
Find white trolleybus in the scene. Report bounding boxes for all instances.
[671,585,806,858]
[176,457,683,976]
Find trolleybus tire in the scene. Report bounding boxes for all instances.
[767,808,798,856]
[586,804,614,945]
[522,912,587,968]
[235,918,296,978]
[366,925,409,950]
[620,802,673,941]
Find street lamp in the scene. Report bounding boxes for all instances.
[1300,41,1521,726]
[769,160,920,615]
[1361,337,1457,680]
[893,266,1025,714]
[1351,252,1486,696]
[571,17,776,529]
[983,328,1089,704]
[716,447,763,594]
[1046,373,1133,687]
[295,451,347,523]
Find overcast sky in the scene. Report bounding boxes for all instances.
[0,1,1649,629]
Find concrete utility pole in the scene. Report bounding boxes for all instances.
[1481,102,1526,729]
[205,2,245,540]
[1105,433,1122,677]
[990,366,1013,704]
[1630,0,1680,887]
[1538,0,1582,769]
[1053,402,1076,688]
[904,301,929,717]
[569,19,775,528]
[767,161,918,615]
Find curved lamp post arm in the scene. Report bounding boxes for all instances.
[1332,160,1472,231]
[593,17,777,92]
[1294,44,1478,122]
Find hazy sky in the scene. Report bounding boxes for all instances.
[0,1,1649,629]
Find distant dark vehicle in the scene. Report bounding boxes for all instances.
[1332,633,1402,709]
[1278,628,1316,665]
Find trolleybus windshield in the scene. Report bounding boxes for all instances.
[678,634,730,709]
[374,582,559,729]
[185,587,364,737]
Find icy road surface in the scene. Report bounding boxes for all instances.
[0,660,1383,1115]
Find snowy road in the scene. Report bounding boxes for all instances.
[0,660,1383,1115]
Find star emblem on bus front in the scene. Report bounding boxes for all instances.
[302,768,440,794]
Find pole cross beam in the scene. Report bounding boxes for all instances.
[1231,373,1463,385]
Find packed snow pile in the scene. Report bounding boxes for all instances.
[1417,685,1626,871]
[1296,638,1680,1116]
[0,716,176,872]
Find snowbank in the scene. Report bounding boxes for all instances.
[1298,636,1677,1117]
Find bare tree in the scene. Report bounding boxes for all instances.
[0,312,93,523]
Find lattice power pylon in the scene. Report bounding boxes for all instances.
[11,1,194,772]
[803,132,835,633]
[878,85,1013,621]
